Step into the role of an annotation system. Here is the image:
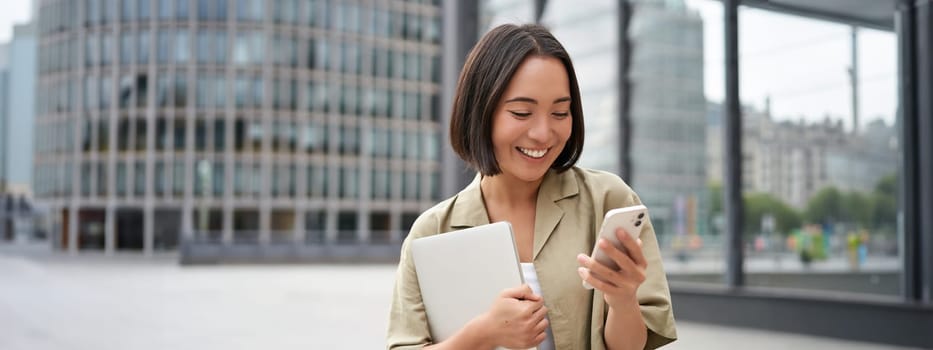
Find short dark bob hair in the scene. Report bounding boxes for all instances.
[449,23,584,176]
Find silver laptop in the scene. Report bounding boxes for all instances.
[411,221,535,350]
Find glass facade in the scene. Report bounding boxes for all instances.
[480,0,903,298]
[735,8,900,296]
[35,0,444,255]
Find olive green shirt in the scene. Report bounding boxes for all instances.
[387,167,677,349]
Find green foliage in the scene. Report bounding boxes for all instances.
[804,187,844,224]
[871,174,897,229]
[707,173,897,235]
[874,173,896,195]
[804,173,898,230]
[708,181,722,214]
[743,192,801,235]
[842,191,873,228]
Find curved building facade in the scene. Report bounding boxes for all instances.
[34,0,443,258]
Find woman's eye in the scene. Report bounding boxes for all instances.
[552,112,570,118]
[509,111,532,117]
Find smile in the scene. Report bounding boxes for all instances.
[517,147,549,159]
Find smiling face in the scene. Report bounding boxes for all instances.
[490,55,573,184]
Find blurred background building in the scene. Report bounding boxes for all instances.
[0,21,42,243]
[33,0,444,261]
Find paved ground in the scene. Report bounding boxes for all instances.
[0,244,921,350]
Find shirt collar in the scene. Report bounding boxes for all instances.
[448,168,580,229]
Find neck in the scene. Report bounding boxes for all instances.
[480,171,546,209]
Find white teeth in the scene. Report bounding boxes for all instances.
[518,147,548,159]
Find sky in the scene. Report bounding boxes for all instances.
[685,0,898,131]
[0,0,32,43]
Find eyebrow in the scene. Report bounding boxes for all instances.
[504,96,572,104]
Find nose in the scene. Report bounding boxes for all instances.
[527,114,551,144]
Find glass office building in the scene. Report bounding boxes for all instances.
[34,0,443,259]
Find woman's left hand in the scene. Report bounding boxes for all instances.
[576,228,648,309]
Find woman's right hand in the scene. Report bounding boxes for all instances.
[476,284,549,349]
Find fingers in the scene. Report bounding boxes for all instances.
[533,312,550,334]
[529,304,549,343]
[616,228,648,268]
[578,250,621,284]
[577,266,617,292]
[578,231,650,291]
[501,284,541,301]
[590,237,638,274]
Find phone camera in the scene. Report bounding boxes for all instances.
[635,220,642,227]
[637,213,645,219]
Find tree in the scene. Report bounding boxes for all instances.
[842,191,873,228]
[805,187,844,225]
[743,192,801,235]
[871,173,897,231]
[708,181,722,214]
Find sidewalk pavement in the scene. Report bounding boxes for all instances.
[0,243,921,350]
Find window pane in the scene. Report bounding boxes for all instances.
[134,161,145,196]
[235,76,248,107]
[197,76,211,107]
[118,118,130,150]
[102,0,115,23]
[234,119,245,151]
[233,32,249,64]
[157,74,170,106]
[173,160,185,195]
[121,32,133,63]
[214,119,225,151]
[156,117,168,150]
[195,119,207,151]
[97,162,108,196]
[100,74,111,109]
[197,0,209,20]
[197,30,211,63]
[138,29,150,64]
[175,29,189,63]
[157,29,171,63]
[174,117,186,150]
[158,0,172,19]
[155,161,166,195]
[212,161,224,196]
[100,33,114,65]
[139,0,151,20]
[135,118,147,151]
[176,0,189,19]
[214,30,227,64]
[216,0,227,21]
[174,73,187,107]
[736,8,900,296]
[88,0,101,25]
[235,162,248,195]
[211,76,225,108]
[117,163,127,196]
[119,1,136,22]
[97,118,109,151]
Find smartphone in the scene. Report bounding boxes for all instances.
[583,204,648,290]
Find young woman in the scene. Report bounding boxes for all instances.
[387,24,677,350]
